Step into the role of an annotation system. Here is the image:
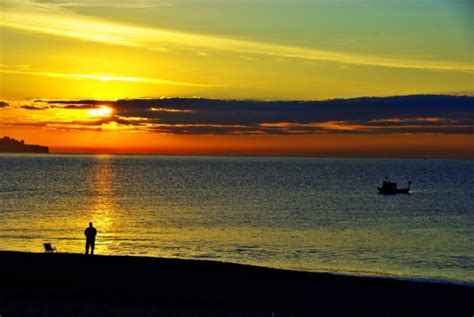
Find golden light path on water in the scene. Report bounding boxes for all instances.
[42,154,120,255]
[86,154,117,255]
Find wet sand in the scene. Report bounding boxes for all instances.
[0,251,472,316]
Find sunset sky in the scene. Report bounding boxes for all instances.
[0,0,473,156]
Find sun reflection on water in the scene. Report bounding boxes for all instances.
[86,155,118,255]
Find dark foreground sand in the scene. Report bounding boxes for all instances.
[0,251,472,316]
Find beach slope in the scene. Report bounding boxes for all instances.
[0,251,472,316]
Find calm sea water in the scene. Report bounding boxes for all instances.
[0,154,473,283]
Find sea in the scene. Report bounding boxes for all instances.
[0,154,473,284]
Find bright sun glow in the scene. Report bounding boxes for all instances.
[88,106,114,117]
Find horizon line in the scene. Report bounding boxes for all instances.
[2,150,473,160]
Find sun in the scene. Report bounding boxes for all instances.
[88,106,114,117]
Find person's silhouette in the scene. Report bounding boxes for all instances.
[84,222,97,255]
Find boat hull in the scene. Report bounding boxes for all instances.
[377,187,410,195]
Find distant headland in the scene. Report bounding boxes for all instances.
[0,136,49,153]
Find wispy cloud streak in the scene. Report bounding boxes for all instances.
[36,0,171,8]
[0,68,217,87]
[2,0,473,73]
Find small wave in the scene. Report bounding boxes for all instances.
[191,254,221,259]
[0,235,42,239]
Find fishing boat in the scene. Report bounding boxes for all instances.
[378,178,411,195]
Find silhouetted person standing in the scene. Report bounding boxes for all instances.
[84,222,97,255]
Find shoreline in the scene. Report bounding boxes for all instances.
[3,248,473,287]
[5,250,474,287]
[1,251,472,316]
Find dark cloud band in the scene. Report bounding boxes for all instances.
[11,95,474,135]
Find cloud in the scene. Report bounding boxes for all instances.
[34,0,172,8]
[2,0,473,73]
[17,99,112,110]
[39,99,112,105]
[0,68,217,88]
[54,105,98,109]
[12,95,474,135]
[0,101,9,108]
[21,105,49,110]
[112,94,474,124]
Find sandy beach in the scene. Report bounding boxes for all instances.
[0,251,472,316]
